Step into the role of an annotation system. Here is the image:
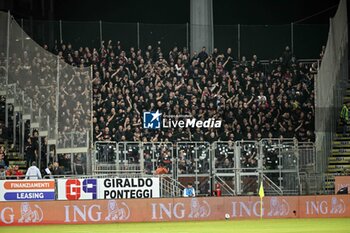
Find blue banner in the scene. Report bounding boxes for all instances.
[4,192,55,201]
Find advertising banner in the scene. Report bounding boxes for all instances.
[57,178,97,200]
[299,195,349,218]
[334,176,350,194]
[57,178,160,200]
[0,195,349,226]
[0,180,55,202]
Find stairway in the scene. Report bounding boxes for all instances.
[1,89,28,177]
[326,88,350,193]
[7,147,26,176]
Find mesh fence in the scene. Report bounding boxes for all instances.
[139,23,187,53]
[8,16,57,137]
[293,24,329,58]
[14,17,329,59]
[61,21,100,48]
[315,0,348,174]
[214,25,238,58]
[2,11,92,151]
[0,12,7,90]
[21,19,60,50]
[240,24,291,60]
[102,22,137,49]
[57,61,91,149]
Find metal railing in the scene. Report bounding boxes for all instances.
[262,174,283,196]
[159,175,185,197]
[213,175,236,196]
[15,16,329,59]
[91,139,316,196]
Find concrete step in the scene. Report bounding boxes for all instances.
[331,152,350,156]
[332,141,350,147]
[334,133,350,138]
[332,148,350,152]
[335,129,350,134]
[6,152,23,160]
[328,164,350,169]
[324,182,334,189]
[6,98,14,104]
[329,157,350,163]
[328,168,348,173]
[331,148,350,155]
[338,121,350,125]
[8,160,26,169]
[334,136,350,140]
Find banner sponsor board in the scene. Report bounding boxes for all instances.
[0,195,349,226]
[334,176,350,194]
[57,178,160,200]
[0,180,55,201]
[299,195,348,218]
[57,179,97,200]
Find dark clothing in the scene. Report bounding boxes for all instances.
[0,152,8,168]
[25,143,37,168]
[52,166,65,176]
[198,51,208,62]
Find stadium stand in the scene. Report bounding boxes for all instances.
[53,41,317,144]
[1,37,320,181]
[0,9,335,195]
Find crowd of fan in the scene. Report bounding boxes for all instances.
[2,36,91,150]
[1,33,91,173]
[50,40,317,173]
[0,145,25,179]
[56,60,91,149]
[54,40,316,145]
[2,37,319,175]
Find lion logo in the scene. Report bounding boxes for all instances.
[105,200,130,221]
[18,202,43,223]
[267,197,290,216]
[188,198,211,218]
[330,197,346,214]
